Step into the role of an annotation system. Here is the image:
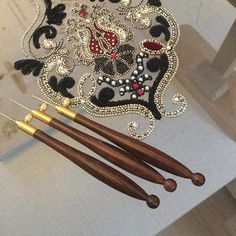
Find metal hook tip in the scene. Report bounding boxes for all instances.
[32,95,56,108]
[0,112,16,122]
[9,99,32,112]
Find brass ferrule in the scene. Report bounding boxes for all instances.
[16,121,37,136]
[32,110,52,124]
[55,106,76,120]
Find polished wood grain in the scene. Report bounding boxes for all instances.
[49,118,177,192]
[73,114,205,186]
[33,129,160,209]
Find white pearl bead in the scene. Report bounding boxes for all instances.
[137,58,142,63]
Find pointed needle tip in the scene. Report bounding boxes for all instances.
[9,99,32,112]
[0,112,16,122]
[32,95,56,108]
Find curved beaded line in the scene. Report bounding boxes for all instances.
[83,101,157,140]
[21,2,41,57]
[35,4,185,139]
[21,0,63,60]
[155,50,187,118]
[153,8,187,117]
[38,70,156,139]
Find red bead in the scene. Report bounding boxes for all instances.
[79,9,88,17]
[143,41,163,51]
[138,89,144,96]
[111,54,117,60]
[132,83,139,90]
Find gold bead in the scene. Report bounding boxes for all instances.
[24,114,33,123]
[39,103,48,111]
[63,98,71,107]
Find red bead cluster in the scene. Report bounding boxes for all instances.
[132,82,144,96]
[143,41,163,51]
[139,39,164,55]
[89,26,119,55]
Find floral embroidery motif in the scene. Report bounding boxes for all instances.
[94,44,135,77]
[66,3,134,76]
[97,52,152,100]
[14,0,187,140]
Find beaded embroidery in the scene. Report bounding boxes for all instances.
[14,0,187,139]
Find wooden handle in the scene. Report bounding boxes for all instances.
[74,114,205,186]
[49,118,177,192]
[33,130,160,208]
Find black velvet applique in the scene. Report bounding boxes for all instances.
[14,0,67,76]
[14,59,44,77]
[33,0,67,49]
[45,0,67,25]
[91,53,169,120]
[13,0,187,135]
[150,15,171,41]
[147,0,162,7]
[48,76,75,98]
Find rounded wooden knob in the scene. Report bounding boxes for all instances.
[191,173,205,186]
[163,179,177,192]
[146,195,160,209]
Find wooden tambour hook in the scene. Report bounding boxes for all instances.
[0,111,160,209]
[32,96,205,187]
[10,99,177,192]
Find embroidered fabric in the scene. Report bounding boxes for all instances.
[14,0,187,139]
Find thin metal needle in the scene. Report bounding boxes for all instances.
[32,95,56,108]
[0,112,16,123]
[9,99,32,112]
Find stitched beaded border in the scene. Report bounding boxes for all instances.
[16,1,187,140]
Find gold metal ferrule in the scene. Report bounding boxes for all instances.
[55,106,76,120]
[32,110,52,124]
[16,121,37,136]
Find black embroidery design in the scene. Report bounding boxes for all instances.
[92,53,169,120]
[48,76,75,98]
[14,59,44,76]
[13,0,187,138]
[94,44,135,77]
[33,0,66,49]
[150,15,171,41]
[14,0,67,76]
